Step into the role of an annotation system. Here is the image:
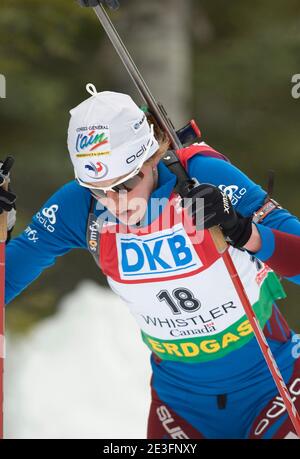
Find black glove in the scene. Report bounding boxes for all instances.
[183,183,253,248]
[0,187,16,215]
[78,0,119,9]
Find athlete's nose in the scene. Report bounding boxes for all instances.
[106,189,129,215]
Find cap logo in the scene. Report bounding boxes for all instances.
[84,161,109,180]
[132,114,146,132]
[126,144,147,164]
[76,129,109,153]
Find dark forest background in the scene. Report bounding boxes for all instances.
[1,0,299,333]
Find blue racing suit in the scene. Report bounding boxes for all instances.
[5,146,300,439]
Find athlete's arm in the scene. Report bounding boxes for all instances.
[5,181,91,304]
[250,222,300,283]
[188,153,300,285]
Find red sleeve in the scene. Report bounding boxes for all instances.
[264,229,300,277]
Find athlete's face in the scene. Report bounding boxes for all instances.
[86,162,158,225]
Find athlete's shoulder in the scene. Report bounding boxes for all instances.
[183,142,267,215]
[39,179,91,212]
[54,179,91,200]
[181,142,245,181]
[32,180,92,245]
[177,142,230,169]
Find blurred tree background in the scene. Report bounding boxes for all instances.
[1,0,299,332]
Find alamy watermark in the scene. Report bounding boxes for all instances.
[0,74,6,98]
[93,195,206,244]
[291,74,300,99]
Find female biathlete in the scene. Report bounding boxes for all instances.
[2,86,300,439]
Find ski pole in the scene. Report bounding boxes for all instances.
[0,156,14,439]
[78,1,300,436]
[0,236,4,440]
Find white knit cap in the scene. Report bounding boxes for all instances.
[67,84,159,184]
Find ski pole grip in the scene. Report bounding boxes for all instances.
[209,226,228,254]
[1,156,14,176]
[0,193,8,244]
[0,156,14,243]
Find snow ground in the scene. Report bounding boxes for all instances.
[4,281,152,439]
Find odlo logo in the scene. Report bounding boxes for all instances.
[219,184,247,206]
[253,378,300,437]
[35,204,58,233]
[42,205,58,224]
